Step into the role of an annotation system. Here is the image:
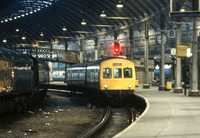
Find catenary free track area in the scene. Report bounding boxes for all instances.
[115,85,200,138]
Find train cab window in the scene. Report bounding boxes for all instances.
[103,68,111,78]
[124,68,132,78]
[114,68,122,78]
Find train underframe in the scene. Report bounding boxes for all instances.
[0,90,47,115]
[102,90,134,105]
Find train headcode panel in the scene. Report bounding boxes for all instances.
[113,63,122,67]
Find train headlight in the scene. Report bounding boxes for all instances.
[129,85,131,88]
[104,85,108,89]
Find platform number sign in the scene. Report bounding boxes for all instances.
[171,48,176,55]
[168,30,175,38]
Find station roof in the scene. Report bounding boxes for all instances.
[0,0,191,48]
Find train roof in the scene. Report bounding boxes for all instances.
[87,57,129,66]
[68,62,90,68]
[0,47,31,61]
[68,57,129,68]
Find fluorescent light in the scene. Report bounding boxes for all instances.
[116,1,123,8]
[81,19,86,25]
[100,11,106,17]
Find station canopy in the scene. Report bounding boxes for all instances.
[0,0,192,48]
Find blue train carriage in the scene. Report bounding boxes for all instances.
[66,63,88,93]
[0,47,49,113]
[0,47,32,95]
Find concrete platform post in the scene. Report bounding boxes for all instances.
[189,17,199,96]
[143,22,150,89]
[174,23,182,93]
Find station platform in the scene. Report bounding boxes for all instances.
[114,85,200,138]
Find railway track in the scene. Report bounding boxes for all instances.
[81,105,136,138]
[48,90,146,138]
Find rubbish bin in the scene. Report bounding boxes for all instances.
[166,81,172,90]
[135,80,139,87]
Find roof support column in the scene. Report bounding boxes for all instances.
[188,0,199,96]
[174,21,182,93]
[189,18,199,96]
[159,13,166,91]
[143,22,150,89]
[94,37,98,61]
[80,39,83,63]
[129,26,133,61]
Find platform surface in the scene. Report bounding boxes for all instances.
[115,85,200,138]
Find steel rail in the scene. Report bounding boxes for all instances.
[82,106,111,138]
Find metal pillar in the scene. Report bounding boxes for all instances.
[159,13,166,91]
[64,64,67,83]
[49,61,53,82]
[189,17,199,96]
[143,22,150,89]
[159,30,166,90]
[80,39,83,63]
[129,26,133,61]
[94,37,98,60]
[174,23,182,93]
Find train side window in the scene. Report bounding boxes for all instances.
[103,68,111,78]
[114,68,122,78]
[67,70,72,79]
[124,68,132,78]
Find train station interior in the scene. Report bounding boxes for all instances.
[0,0,199,95]
[2,0,200,137]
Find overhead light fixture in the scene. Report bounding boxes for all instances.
[105,17,134,19]
[180,7,185,12]
[62,26,67,31]
[55,36,73,39]
[3,38,7,43]
[40,32,44,36]
[22,36,26,40]
[73,31,92,33]
[16,29,19,32]
[90,24,115,27]
[116,1,123,8]
[100,11,106,17]
[81,19,86,25]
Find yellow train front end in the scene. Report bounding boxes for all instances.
[99,58,135,97]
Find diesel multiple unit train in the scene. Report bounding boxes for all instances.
[0,47,49,114]
[66,57,136,101]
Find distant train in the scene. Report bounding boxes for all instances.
[66,57,136,102]
[0,47,49,114]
